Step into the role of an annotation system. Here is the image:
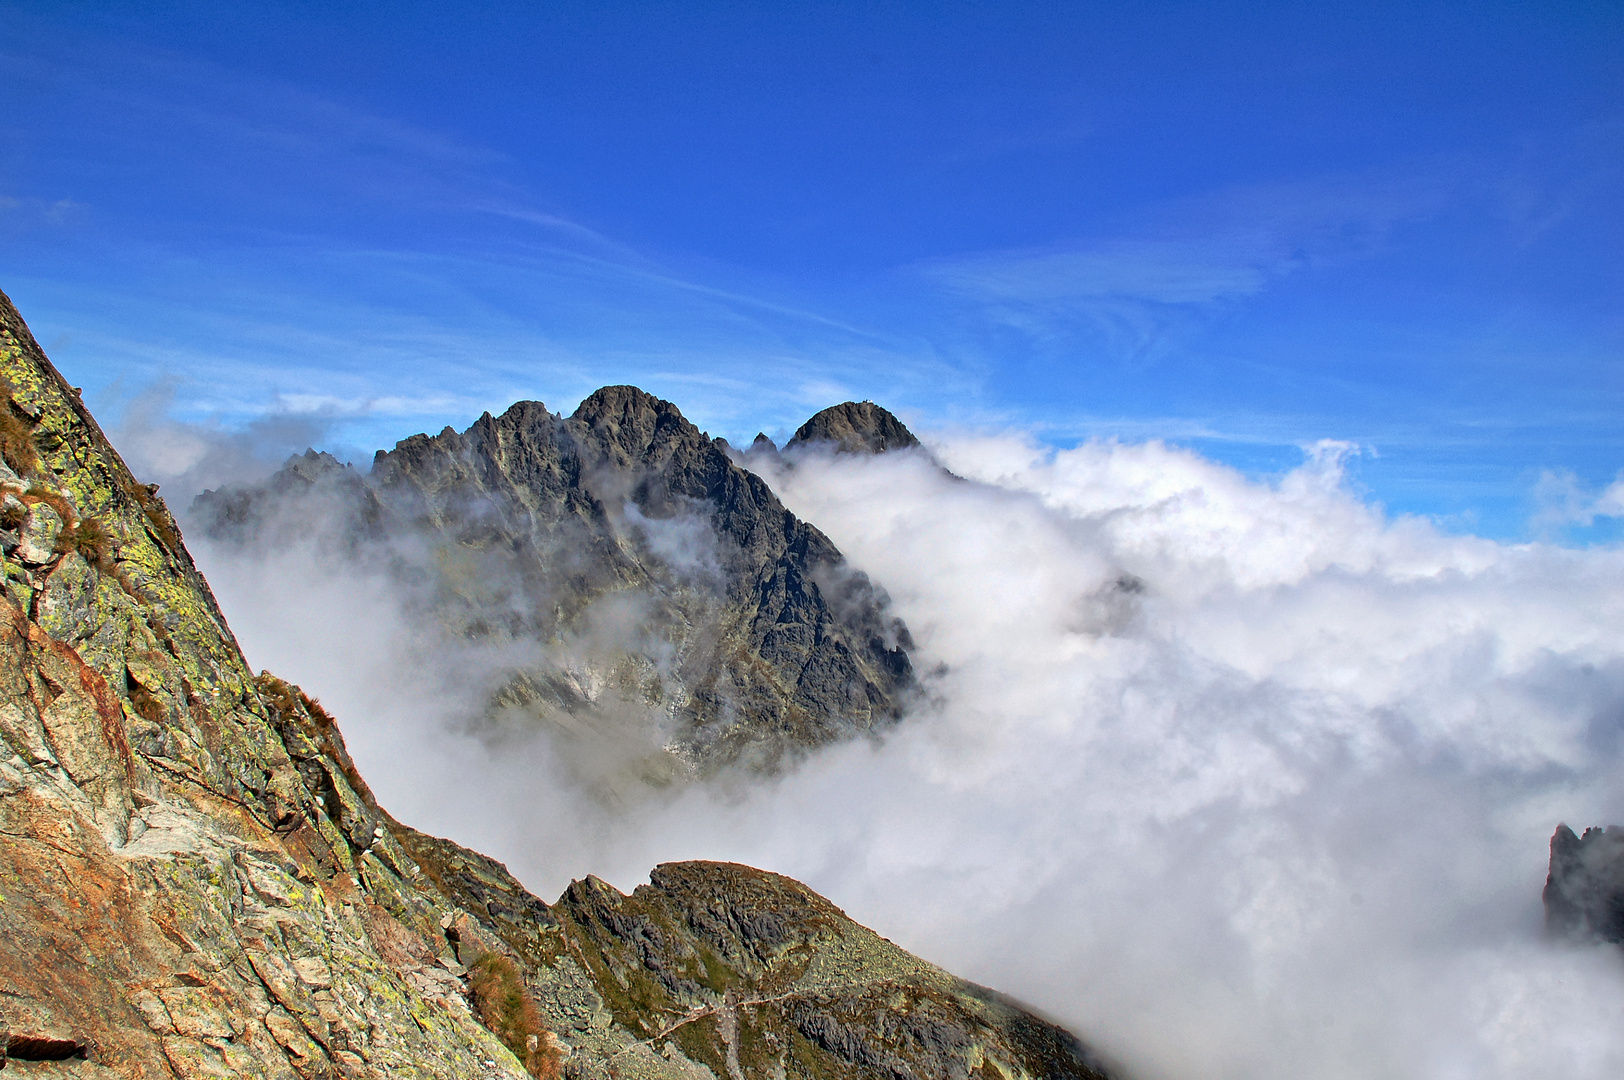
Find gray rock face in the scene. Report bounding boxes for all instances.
[195,386,916,783]
[1545,824,1624,943]
[783,402,920,456]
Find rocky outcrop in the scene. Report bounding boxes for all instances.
[195,388,916,785]
[783,403,920,457]
[1545,824,1624,943]
[405,845,1117,1080]
[1,288,1119,1080]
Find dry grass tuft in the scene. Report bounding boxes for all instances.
[56,515,115,571]
[0,409,37,476]
[22,484,77,526]
[0,379,37,476]
[299,692,336,728]
[467,952,562,1079]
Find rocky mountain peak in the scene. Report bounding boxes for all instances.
[784,400,920,455]
[199,384,918,786]
[282,448,349,484]
[570,384,689,455]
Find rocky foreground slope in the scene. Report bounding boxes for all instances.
[0,289,1116,1079]
[194,388,916,791]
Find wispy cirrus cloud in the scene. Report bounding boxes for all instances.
[920,172,1452,358]
[3,33,987,454]
[1533,468,1624,533]
[929,234,1280,307]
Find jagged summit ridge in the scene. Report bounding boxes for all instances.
[198,384,917,787]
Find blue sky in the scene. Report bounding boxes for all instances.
[1,1,1619,539]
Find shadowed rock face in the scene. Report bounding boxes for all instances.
[196,386,916,786]
[784,402,921,456]
[0,288,1119,1079]
[1545,824,1624,943]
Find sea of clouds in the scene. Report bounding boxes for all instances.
[179,429,1624,1080]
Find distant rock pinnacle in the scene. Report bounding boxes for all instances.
[1545,823,1624,942]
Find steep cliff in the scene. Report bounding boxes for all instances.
[195,388,916,788]
[0,289,550,1078]
[0,290,1119,1079]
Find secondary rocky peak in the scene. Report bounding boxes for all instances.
[785,400,920,455]
[282,447,349,483]
[536,861,1115,1079]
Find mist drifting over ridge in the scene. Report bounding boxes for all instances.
[170,408,1624,1080]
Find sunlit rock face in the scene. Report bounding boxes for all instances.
[784,401,922,457]
[0,287,1117,1079]
[196,386,915,793]
[1546,824,1624,943]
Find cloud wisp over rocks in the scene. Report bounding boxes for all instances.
[188,423,1624,1080]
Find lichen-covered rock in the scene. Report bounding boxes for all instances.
[1,288,538,1079]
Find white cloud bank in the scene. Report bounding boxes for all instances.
[190,430,1624,1080]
